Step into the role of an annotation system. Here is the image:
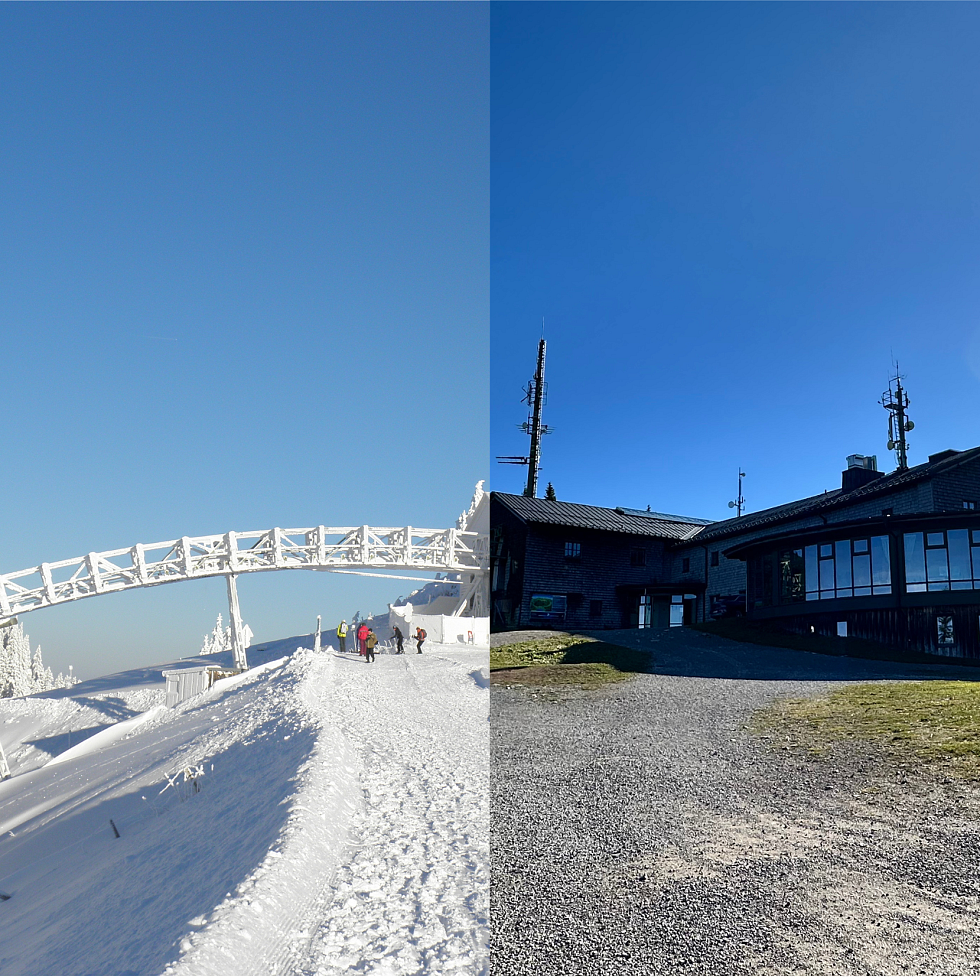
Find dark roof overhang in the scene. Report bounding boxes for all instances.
[723,511,980,561]
[693,445,980,545]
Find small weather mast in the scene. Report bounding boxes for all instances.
[881,366,914,471]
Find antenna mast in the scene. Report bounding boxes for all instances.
[495,337,553,497]
[881,365,914,471]
[728,469,746,518]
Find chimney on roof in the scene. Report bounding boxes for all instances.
[842,454,883,492]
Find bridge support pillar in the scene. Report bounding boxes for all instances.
[226,574,248,671]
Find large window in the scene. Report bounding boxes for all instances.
[904,529,980,591]
[779,549,805,602]
[804,536,891,601]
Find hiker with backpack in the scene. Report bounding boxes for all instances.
[357,621,370,657]
[391,625,404,655]
[414,626,426,654]
[336,620,348,654]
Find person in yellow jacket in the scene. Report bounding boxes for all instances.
[336,620,348,654]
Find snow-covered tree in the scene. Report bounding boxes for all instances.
[197,613,251,657]
[31,646,54,693]
[0,622,77,698]
[199,614,230,656]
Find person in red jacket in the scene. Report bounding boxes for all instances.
[357,622,370,657]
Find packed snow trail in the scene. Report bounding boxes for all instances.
[296,645,489,975]
[169,643,490,976]
[0,637,489,976]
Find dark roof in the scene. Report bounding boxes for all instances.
[492,493,709,541]
[616,505,715,525]
[690,446,980,544]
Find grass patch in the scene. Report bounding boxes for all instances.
[489,633,650,689]
[754,680,980,777]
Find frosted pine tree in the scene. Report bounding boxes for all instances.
[31,646,44,693]
[8,625,32,697]
[0,631,11,698]
[30,647,55,694]
[0,622,77,698]
[197,614,245,657]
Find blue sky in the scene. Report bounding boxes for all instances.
[490,4,980,520]
[0,3,488,678]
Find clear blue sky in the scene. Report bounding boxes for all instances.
[1,3,488,679]
[491,4,980,521]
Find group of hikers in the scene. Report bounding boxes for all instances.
[332,620,427,661]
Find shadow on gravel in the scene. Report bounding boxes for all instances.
[576,626,980,683]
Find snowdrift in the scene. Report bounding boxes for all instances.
[0,636,489,975]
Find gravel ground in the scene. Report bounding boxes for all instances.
[492,626,980,976]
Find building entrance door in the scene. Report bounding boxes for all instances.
[670,594,698,626]
[638,594,652,628]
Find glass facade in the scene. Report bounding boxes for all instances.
[804,535,891,600]
[745,523,980,611]
[751,535,892,606]
[904,529,980,591]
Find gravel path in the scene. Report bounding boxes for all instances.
[492,627,980,975]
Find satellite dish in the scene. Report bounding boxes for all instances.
[887,439,895,450]
[905,420,914,430]
[728,501,736,508]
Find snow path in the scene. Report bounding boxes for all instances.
[169,643,490,976]
[297,646,490,976]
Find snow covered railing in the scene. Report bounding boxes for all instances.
[0,525,489,618]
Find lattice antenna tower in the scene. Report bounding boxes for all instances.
[496,336,553,497]
[880,363,914,471]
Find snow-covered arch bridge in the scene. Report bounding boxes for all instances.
[0,519,488,671]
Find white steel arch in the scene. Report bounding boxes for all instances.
[0,523,489,671]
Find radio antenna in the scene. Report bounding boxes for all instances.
[881,362,914,471]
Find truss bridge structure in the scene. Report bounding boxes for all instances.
[0,524,489,671]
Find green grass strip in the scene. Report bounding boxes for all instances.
[490,633,650,688]
[754,680,980,777]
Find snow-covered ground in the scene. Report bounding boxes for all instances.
[0,636,489,975]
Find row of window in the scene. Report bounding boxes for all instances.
[760,527,980,605]
[765,536,894,604]
[804,536,892,599]
[903,529,980,591]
